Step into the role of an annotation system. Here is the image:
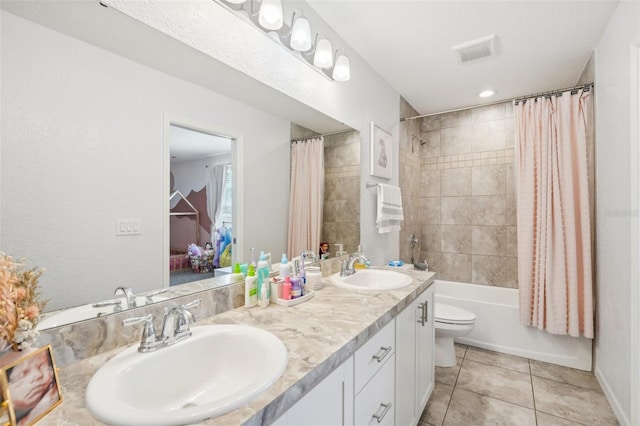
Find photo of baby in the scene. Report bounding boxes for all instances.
[1,346,62,426]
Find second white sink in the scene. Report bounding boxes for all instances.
[86,324,288,425]
[331,269,413,291]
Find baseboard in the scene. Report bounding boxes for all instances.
[595,366,630,426]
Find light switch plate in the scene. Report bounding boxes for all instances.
[116,218,141,236]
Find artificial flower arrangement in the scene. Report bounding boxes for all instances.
[0,253,47,352]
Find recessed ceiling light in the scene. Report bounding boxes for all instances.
[479,89,496,98]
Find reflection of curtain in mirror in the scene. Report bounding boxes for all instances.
[205,164,229,240]
[288,137,324,257]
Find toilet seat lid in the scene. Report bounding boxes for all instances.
[435,303,476,324]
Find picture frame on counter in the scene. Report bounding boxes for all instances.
[0,345,62,426]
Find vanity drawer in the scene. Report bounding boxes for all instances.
[354,319,395,393]
[354,353,395,426]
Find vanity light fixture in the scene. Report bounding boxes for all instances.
[332,49,350,81]
[289,10,312,52]
[218,0,350,82]
[258,0,283,30]
[479,89,496,98]
[313,34,333,68]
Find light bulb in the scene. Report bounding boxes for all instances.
[290,15,311,51]
[225,0,246,3]
[333,53,350,81]
[313,38,333,68]
[479,89,496,98]
[258,0,283,30]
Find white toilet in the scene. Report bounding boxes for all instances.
[434,303,477,367]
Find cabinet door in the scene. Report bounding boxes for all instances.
[395,297,419,426]
[416,287,435,413]
[281,356,354,426]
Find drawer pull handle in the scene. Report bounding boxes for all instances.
[372,402,392,423]
[372,346,392,363]
[417,303,426,326]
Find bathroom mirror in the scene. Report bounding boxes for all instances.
[1,1,357,329]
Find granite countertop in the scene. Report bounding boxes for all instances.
[41,267,435,426]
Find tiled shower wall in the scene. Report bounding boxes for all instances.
[322,130,361,254]
[399,97,423,263]
[418,102,518,287]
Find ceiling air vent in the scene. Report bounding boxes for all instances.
[453,35,497,63]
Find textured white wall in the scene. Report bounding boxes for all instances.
[594,1,640,424]
[1,12,290,310]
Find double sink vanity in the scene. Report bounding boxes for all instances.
[39,265,435,425]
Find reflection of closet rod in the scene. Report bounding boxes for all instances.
[169,190,200,245]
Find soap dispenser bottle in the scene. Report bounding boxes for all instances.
[353,245,368,270]
[257,251,270,304]
[279,253,291,278]
[244,264,257,308]
[231,263,245,282]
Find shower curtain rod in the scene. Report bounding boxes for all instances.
[291,129,352,143]
[400,82,594,122]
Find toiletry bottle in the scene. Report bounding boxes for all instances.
[299,255,307,289]
[279,253,291,278]
[231,263,245,282]
[244,265,257,308]
[249,247,257,268]
[282,276,292,300]
[290,276,302,299]
[353,245,367,270]
[257,251,270,302]
[259,275,270,308]
[334,244,345,257]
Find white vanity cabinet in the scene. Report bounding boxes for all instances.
[353,320,396,426]
[272,356,354,426]
[395,286,435,426]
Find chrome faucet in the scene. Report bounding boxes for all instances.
[340,253,371,276]
[161,300,200,344]
[114,286,137,309]
[301,250,318,263]
[123,299,201,353]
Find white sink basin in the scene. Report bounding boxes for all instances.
[86,324,287,426]
[37,296,167,330]
[331,269,413,290]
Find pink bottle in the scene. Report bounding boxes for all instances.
[282,276,292,300]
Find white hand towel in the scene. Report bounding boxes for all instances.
[376,183,404,233]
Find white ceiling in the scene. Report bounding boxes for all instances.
[306,0,619,116]
[2,0,620,128]
[169,125,232,164]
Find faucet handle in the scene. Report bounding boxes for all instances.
[123,314,159,352]
[93,298,123,312]
[145,288,169,305]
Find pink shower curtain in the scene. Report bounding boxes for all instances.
[287,137,324,258]
[514,88,593,338]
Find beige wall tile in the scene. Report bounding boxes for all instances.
[420,197,441,225]
[441,167,472,196]
[441,225,472,254]
[440,253,472,282]
[440,109,472,129]
[472,164,506,195]
[441,197,472,225]
[421,224,442,252]
[472,195,506,225]
[421,115,441,132]
[422,130,441,158]
[472,225,506,256]
[441,125,472,156]
[470,120,506,152]
[421,169,441,197]
[472,103,507,123]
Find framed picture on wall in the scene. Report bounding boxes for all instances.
[0,345,62,426]
[369,121,392,179]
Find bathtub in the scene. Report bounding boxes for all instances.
[434,280,592,371]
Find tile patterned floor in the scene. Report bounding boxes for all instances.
[420,344,619,426]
